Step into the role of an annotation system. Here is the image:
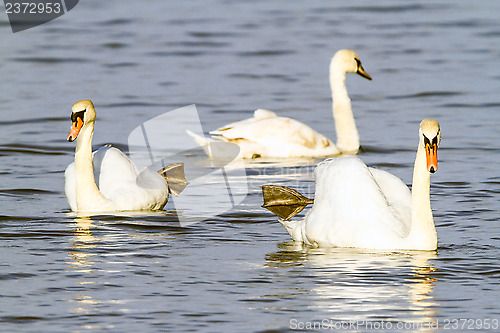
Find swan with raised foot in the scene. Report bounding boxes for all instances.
[64,100,188,213]
[262,119,441,250]
[188,49,371,159]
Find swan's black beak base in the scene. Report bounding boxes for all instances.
[357,65,372,81]
[67,110,85,142]
[67,118,83,142]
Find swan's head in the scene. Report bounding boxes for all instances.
[331,49,372,80]
[67,99,96,142]
[419,119,441,173]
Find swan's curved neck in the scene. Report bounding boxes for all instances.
[330,67,359,153]
[74,121,108,210]
[408,143,437,249]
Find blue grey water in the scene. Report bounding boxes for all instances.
[1,1,499,332]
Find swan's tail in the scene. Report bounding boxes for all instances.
[158,163,189,196]
[186,130,211,146]
[261,185,314,220]
[186,130,242,162]
[186,130,218,159]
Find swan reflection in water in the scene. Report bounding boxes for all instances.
[66,216,102,321]
[265,242,438,325]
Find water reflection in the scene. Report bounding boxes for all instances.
[66,216,100,317]
[266,242,438,325]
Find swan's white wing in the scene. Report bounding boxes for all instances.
[64,147,130,211]
[215,116,331,147]
[65,147,169,211]
[210,109,277,135]
[93,147,138,190]
[209,109,336,158]
[368,167,412,234]
[304,156,407,248]
[94,147,168,210]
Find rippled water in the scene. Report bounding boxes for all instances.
[1,1,499,332]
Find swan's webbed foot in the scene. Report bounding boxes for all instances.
[158,163,189,196]
[261,185,313,220]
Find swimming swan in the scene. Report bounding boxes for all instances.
[188,49,371,158]
[64,100,188,212]
[262,119,441,250]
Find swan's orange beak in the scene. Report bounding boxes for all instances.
[425,142,438,173]
[67,117,83,142]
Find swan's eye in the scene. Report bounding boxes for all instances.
[71,110,86,123]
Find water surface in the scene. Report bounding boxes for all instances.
[1,1,499,332]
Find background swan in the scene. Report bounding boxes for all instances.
[189,49,372,159]
[64,100,188,213]
[262,119,441,250]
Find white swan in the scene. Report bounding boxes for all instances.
[64,100,188,213]
[188,49,372,159]
[262,119,441,250]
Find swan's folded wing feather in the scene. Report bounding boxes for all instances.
[369,167,412,234]
[95,147,168,210]
[212,116,333,150]
[210,109,277,135]
[305,156,408,248]
[253,109,278,119]
[93,147,140,196]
